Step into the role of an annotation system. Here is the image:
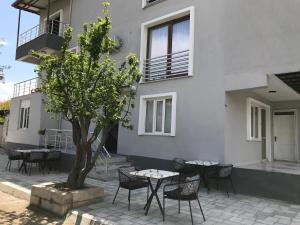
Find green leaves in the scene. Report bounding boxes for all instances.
[33,2,140,139]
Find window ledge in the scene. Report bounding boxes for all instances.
[247,138,262,142]
[140,74,192,84]
[139,132,175,137]
[143,0,167,9]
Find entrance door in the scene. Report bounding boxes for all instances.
[273,111,297,162]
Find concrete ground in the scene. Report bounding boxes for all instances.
[0,190,63,225]
[1,153,300,225]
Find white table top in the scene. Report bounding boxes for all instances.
[130,169,179,179]
[16,149,51,153]
[186,160,219,166]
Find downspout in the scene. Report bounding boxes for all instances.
[69,0,73,26]
[46,0,50,33]
[16,9,21,48]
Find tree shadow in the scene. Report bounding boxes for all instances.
[0,205,64,225]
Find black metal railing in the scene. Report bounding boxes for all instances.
[17,20,68,47]
[143,50,189,82]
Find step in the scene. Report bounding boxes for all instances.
[95,162,132,172]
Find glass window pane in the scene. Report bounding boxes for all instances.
[255,107,259,138]
[149,26,168,58]
[172,20,190,53]
[145,100,154,133]
[20,108,24,128]
[172,19,190,75]
[156,101,163,132]
[164,98,172,133]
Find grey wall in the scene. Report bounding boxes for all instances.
[7,93,59,147]
[12,0,300,164]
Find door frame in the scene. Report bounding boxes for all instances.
[273,109,298,162]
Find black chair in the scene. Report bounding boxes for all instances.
[163,175,205,225]
[25,152,45,176]
[5,148,23,171]
[112,166,149,210]
[45,151,61,173]
[172,158,196,182]
[208,164,235,197]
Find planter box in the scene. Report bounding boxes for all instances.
[30,182,104,217]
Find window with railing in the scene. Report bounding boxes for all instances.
[143,16,190,82]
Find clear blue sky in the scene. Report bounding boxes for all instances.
[0,0,39,99]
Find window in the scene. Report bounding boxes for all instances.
[142,0,165,8]
[19,100,30,129]
[140,7,195,82]
[246,98,269,141]
[139,92,177,136]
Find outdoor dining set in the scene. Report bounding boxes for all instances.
[112,158,235,225]
[5,148,61,175]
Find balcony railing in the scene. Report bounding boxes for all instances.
[13,77,39,98]
[143,50,189,82]
[17,20,68,47]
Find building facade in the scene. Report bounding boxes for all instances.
[8,0,300,167]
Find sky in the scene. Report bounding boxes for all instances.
[0,0,39,100]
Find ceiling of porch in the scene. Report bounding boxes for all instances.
[253,74,300,102]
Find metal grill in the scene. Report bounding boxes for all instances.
[143,50,189,82]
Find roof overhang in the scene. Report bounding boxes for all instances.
[276,72,300,95]
[11,0,52,15]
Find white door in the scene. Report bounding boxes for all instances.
[273,111,296,162]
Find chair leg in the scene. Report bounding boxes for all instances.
[112,186,120,204]
[9,160,12,172]
[147,184,149,201]
[196,196,206,221]
[178,198,181,214]
[5,160,9,171]
[226,181,229,198]
[128,190,131,211]
[163,196,165,221]
[230,178,236,194]
[29,163,32,176]
[188,200,194,225]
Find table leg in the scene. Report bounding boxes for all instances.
[144,178,164,216]
[199,167,210,192]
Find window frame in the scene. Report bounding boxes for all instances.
[140,6,195,82]
[138,92,177,136]
[19,99,30,130]
[246,98,270,142]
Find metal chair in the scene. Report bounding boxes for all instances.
[172,158,197,182]
[5,148,23,171]
[208,164,235,197]
[45,151,61,173]
[163,175,205,225]
[26,152,45,176]
[112,166,149,210]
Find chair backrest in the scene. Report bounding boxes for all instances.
[118,166,136,183]
[46,151,60,160]
[218,164,233,178]
[29,152,44,161]
[173,158,186,171]
[181,175,201,196]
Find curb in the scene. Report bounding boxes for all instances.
[64,210,115,225]
[0,180,31,201]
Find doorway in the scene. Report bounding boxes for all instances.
[273,110,297,162]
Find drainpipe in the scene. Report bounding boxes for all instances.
[69,0,74,26]
[16,9,21,48]
[46,0,50,33]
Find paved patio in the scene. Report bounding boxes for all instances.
[1,153,300,225]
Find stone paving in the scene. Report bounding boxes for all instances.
[1,153,300,225]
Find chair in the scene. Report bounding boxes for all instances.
[163,175,205,225]
[45,151,61,173]
[208,164,235,197]
[112,166,149,210]
[5,148,23,171]
[172,158,196,182]
[26,152,45,175]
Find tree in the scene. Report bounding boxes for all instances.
[33,2,141,189]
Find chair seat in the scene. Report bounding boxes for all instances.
[164,188,197,200]
[120,180,148,190]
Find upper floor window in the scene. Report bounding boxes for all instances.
[19,100,30,129]
[142,0,165,8]
[140,7,195,82]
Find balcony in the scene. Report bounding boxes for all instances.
[142,50,189,82]
[16,20,67,64]
[13,77,39,98]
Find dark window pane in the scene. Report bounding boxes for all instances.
[164,98,172,133]
[145,100,154,133]
[156,101,163,132]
